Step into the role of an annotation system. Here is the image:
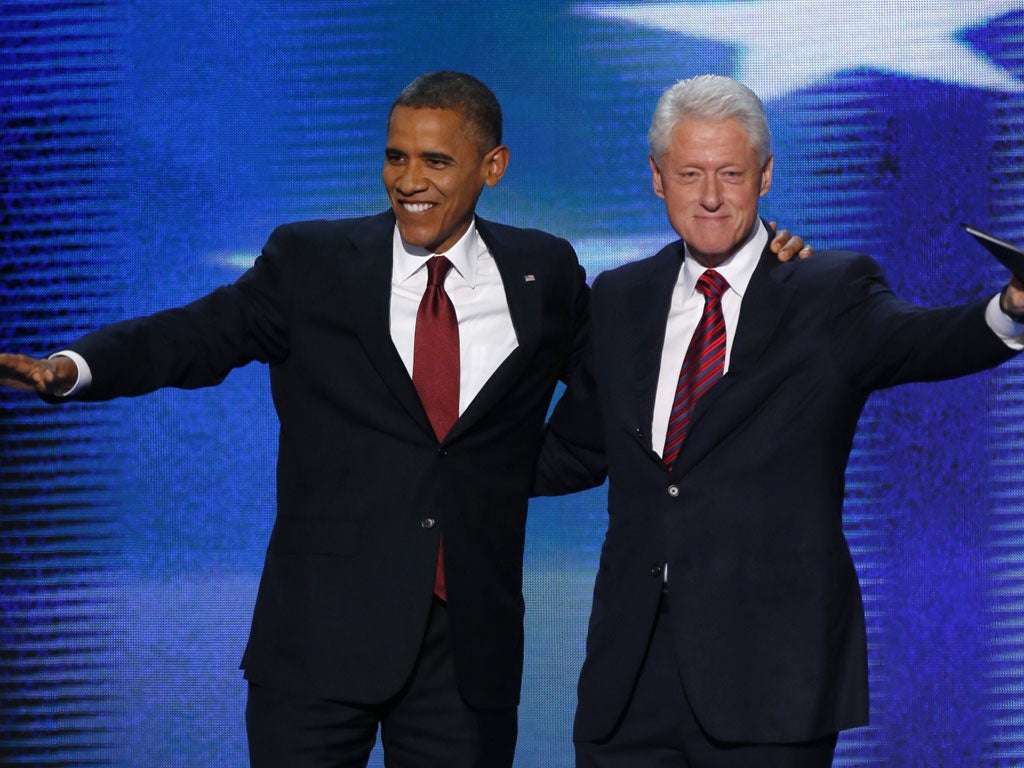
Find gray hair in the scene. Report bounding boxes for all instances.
[648,75,771,164]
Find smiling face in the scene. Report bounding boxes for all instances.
[383,106,508,254]
[650,116,773,268]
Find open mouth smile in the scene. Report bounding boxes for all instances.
[401,202,436,213]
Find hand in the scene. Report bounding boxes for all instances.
[0,353,78,395]
[1001,276,1024,321]
[768,221,813,262]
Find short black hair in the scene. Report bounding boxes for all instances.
[390,71,502,152]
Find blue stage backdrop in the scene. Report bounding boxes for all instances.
[3,1,1024,765]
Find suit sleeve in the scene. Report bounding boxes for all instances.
[828,253,1019,391]
[65,223,295,401]
[534,275,607,496]
[556,243,591,386]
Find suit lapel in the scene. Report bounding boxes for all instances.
[344,211,436,437]
[445,217,542,442]
[671,242,796,474]
[628,243,684,454]
[726,243,795,377]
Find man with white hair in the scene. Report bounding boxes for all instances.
[536,74,1024,766]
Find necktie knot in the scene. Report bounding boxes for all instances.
[696,269,729,301]
[426,255,453,287]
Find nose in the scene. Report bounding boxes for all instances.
[699,176,722,210]
[395,160,428,195]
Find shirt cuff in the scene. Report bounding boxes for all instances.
[48,350,92,396]
[986,294,1024,350]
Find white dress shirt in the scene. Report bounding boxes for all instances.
[389,220,518,415]
[651,225,766,457]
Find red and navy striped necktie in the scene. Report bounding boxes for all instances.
[662,269,729,469]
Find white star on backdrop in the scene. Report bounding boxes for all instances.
[575,0,1024,100]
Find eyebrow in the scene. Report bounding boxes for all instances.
[420,151,456,163]
[384,147,457,163]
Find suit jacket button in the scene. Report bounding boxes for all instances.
[437,447,447,456]
[421,518,436,529]
[667,484,680,497]
[650,564,663,577]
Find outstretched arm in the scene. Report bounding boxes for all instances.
[828,254,1021,390]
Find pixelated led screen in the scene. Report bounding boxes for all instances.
[3,2,1024,766]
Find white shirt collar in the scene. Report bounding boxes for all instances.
[681,219,768,300]
[393,219,481,288]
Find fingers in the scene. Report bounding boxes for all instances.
[776,244,812,263]
[769,229,814,263]
[768,228,792,252]
[0,353,60,393]
[1003,279,1024,316]
[0,354,46,390]
[771,230,800,262]
[0,376,38,392]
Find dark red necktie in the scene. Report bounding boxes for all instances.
[413,255,459,600]
[662,269,729,469]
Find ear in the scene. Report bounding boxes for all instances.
[759,154,774,197]
[483,145,510,188]
[649,154,666,199]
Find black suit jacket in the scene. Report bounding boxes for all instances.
[65,210,588,708]
[536,235,1017,743]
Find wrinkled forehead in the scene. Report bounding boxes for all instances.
[664,117,761,161]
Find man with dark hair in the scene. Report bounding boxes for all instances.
[535,74,1024,767]
[0,71,808,767]
[392,70,504,151]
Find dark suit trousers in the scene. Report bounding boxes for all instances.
[575,592,838,768]
[245,598,517,768]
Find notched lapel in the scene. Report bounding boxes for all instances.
[629,246,683,456]
[344,213,436,437]
[727,247,796,376]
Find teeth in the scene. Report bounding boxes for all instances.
[403,203,434,213]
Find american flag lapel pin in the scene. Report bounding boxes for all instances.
[524,274,536,282]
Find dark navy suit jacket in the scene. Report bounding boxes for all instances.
[536,235,1016,742]
[66,210,588,708]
